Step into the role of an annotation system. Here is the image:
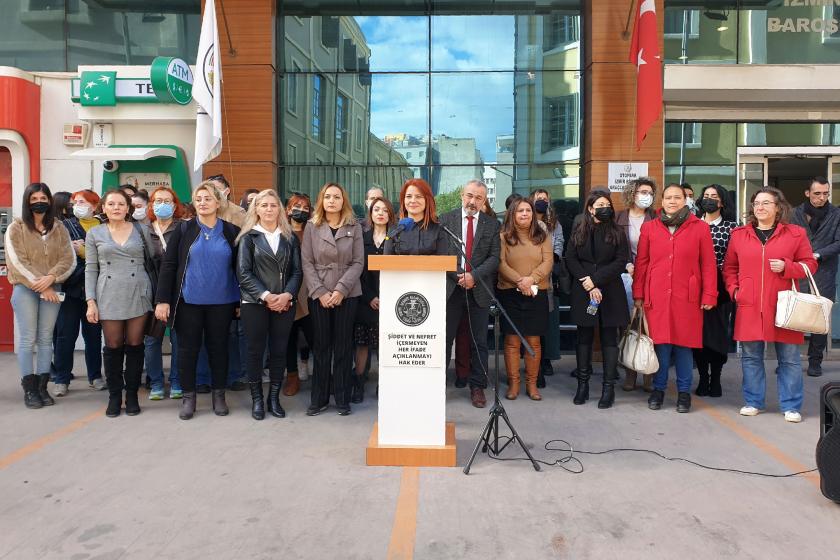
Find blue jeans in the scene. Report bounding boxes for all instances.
[12,285,62,378]
[52,293,102,384]
[144,330,180,391]
[740,341,803,413]
[653,344,694,393]
[196,319,245,386]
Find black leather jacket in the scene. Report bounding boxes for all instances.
[237,229,303,305]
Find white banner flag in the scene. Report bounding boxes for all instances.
[193,0,222,172]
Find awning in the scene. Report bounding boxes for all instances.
[70,147,177,160]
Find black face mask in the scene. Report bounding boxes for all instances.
[594,207,615,222]
[30,202,50,214]
[290,209,310,224]
[700,198,720,214]
[534,200,549,214]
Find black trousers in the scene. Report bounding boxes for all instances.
[175,302,236,392]
[309,297,358,409]
[445,288,489,389]
[693,347,726,376]
[240,303,295,383]
[286,315,313,374]
[576,324,619,347]
[809,334,828,364]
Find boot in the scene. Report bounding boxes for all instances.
[541,358,555,376]
[807,358,823,378]
[648,389,664,410]
[677,391,692,413]
[179,391,197,420]
[22,375,43,409]
[212,389,229,416]
[37,373,55,406]
[266,383,285,418]
[622,369,637,391]
[504,337,521,400]
[524,338,542,401]
[598,347,618,409]
[642,374,653,393]
[123,344,144,416]
[708,367,722,397]
[283,372,300,396]
[102,346,124,418]
[597,383,615,409]
[249,382,265,420]
[537,370,547,389]
[695,372,710,397]
[573,344,591,405]
[350,374,365,404]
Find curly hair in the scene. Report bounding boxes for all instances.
[621,176,658,209]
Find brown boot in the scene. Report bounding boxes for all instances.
[622,369,637,391]
[642,374,653,393]
[524,336,542,401]
[503,336,521,400]
[283,372,300,396]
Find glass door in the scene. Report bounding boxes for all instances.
[736,155,767,221]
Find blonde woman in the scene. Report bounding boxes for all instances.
[155,181,241,420]
[300,182,364,416]
[236,190,302,420]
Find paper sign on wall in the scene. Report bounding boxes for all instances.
[608,162,649,193]
[119,173,172,192]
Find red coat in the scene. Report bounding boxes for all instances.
[632,214,718,348]
[722,223,817,344]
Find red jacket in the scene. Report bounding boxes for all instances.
[722,223,817,344]
[632,214,718,348]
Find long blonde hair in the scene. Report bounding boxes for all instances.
[311,182,356,227]
[236,189,292,243]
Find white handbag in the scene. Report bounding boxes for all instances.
[619,308,660,375]
[775,263,833,335]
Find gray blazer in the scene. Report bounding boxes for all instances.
[439,208,501,308]
[301,221,364,299]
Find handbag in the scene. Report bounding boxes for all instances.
[775,262,832,335]
[619,308,659,375]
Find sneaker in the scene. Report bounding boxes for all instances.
[90,378,107,391]
[298,360,309,381]
[149,388,165,400]
[784,411,802,423]
[54,383,69,397]
[739,406,761,416]
[169,387,183,399]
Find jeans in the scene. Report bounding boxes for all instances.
[740,341,803,413]
[196,319,246,386]
[12,284,62,378]
[653,344,694,393]
[144,330,180,391]
[52,293,102,384]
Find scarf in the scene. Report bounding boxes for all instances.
[804,200,829,233]
[660,206,691,229]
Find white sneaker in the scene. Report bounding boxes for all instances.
[90,378,107,391]
[54,383,68,397]
[739,406,760,416]
[784,411,802,423]
[298,360,309,381]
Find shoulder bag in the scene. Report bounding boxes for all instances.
[775,262,832,335]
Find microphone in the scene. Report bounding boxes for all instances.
[441,224,463,244]
[385,217,416,241]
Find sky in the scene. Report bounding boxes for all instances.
[355,15,517,161]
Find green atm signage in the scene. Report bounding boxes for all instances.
[150,57,193,105]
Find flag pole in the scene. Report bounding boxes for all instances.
[622,0,638,39]
[217,0,237,57]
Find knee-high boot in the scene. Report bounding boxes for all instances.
[102,346,125,417]
[598,346,618,409]
[574,344,592,405]
[123,344,144,416]
[503,336,521,400]
[524,337,542,401]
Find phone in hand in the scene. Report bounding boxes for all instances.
[40,291,65,302]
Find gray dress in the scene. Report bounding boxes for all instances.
[85,224,153,320]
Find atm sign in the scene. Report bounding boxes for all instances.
[150,57,194,105]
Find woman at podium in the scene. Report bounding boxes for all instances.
[384,179,448,256]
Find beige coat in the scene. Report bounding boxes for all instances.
[301,221,364,299]
[219,200,246,228]
[4,219,75,289]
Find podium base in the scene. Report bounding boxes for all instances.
[366,422,457,467]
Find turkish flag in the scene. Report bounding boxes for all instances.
[629,0,662,150]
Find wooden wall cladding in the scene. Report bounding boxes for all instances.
[202,161,278,198]
[212,0,276,68]
[584,0,664,66]
[213,65,277,164]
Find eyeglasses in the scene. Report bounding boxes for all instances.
[752,201,776,208]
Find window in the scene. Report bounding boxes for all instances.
[355,117,363,151]
[312,74,326,143]
[664,9,699,39]
[665,122,702,147]
[336,92,349,154]
[288,62,301,115]
[543,14,577,51]
[543,94,577,152]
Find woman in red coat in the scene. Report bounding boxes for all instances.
[633,184,718,413]
[722,187,816,423]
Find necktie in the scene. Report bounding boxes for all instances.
[465,215,474,272]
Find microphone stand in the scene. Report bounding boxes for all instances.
[440,224,541,474]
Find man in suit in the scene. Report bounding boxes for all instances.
[440,180,501,408]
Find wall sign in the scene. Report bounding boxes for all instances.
[119,173,172,192]
[150,57,194,105]
[608,162,649,193]
[72,57,193,105]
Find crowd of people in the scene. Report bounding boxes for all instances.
[5,174,835,424]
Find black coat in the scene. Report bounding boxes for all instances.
[357,228,384,326]
[236,229,302,305]
[565,223,631,328]
[791,203,840,299]
[383,221,448,257]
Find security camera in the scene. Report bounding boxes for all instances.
[103,160,119,172]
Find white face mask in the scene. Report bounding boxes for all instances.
[686,198,697,211]
[73,204,92,219]
[636,193,653,209]
[132,207,147,221]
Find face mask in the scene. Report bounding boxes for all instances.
[73,204,92,219]
[153,202,175,220]
[700,198,720,214]
[686,198,697,211]
[132,207,147,221]
[594,207,615,222]
[30,202,50,214]
[290,209,310,224]
[636,193,653,209]
[534,200,549,214]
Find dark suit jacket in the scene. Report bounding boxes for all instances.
[439,208,501,308]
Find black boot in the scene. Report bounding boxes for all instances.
[37,373,55,406]
[249,382,265,420]
[708,367,722,397]
[695,372,710,397]
[573,344,592,405]
[541,358,555,376]
[807,358,823,378]
[598,383,615,409]
[102,346,124,418]
[537,370,546,388]
[266,383,285,418]
[676,391,692,413]
[598,347,619,409]
[212,389,229,416]
[179,391,196,420]
[351,374,365,404]
[123,344,144,416]
[648,389,664,410]
[22,374,43,409]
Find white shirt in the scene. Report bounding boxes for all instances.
[460,208,479,270]
[254,224,282,301]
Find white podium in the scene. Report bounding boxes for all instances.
[365,255,458,467]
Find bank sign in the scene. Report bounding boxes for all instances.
[72,57,193,107]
